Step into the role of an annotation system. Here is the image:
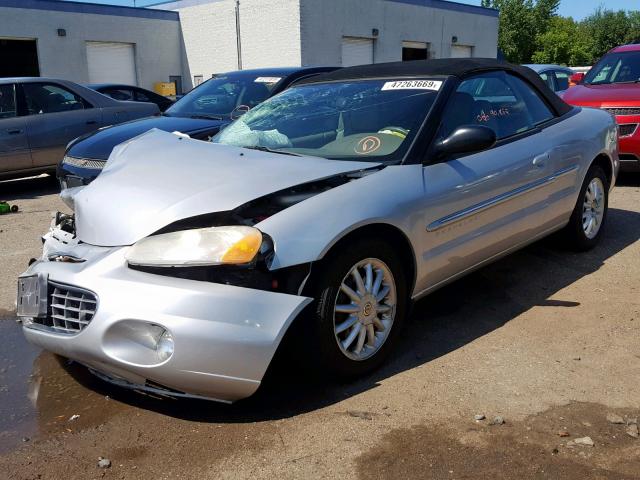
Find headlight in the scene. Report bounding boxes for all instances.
[155,329,174,362]
[125,226,263,267]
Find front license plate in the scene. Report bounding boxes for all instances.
[17,273,48,318]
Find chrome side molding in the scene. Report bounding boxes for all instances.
[427,165,579,232]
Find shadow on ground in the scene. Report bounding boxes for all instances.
[616,171,640,187]
[46,204,639,424]
[0,174,58,200]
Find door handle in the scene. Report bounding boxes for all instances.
[7,128,23,135]
[86,120,98,125]
[532,153,549,168]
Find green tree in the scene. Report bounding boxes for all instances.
[532,16,591,65]
[624,10,640,44]
[482,1,640,66]
[580,8,631,62]
[481,0,560,63]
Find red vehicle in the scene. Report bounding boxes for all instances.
[562,43,640,172]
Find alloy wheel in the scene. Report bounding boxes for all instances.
[582,177,605,240]
[333,258,397,361]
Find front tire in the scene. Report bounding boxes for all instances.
[310,238,408,378]
[562,164,609,251]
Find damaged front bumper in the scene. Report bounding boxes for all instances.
[18,231,311,403]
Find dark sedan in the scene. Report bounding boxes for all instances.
[58,66,338,189]
[89,84,174,112]
[0,77,159,180]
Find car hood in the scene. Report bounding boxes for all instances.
[562,83,640,107]
[74,129,380,247]
[68,115,226,161]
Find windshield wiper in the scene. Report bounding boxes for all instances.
[242,145,302,156]
[190,114,224,120]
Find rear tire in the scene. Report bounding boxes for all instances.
[561,164,609,251]
[309,238,408,378]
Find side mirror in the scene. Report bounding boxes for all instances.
[432,125,497,159]
[569,72,585,86]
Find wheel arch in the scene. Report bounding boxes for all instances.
[268,221,415,379]
[313,222,418,296]
[590,152,614,188]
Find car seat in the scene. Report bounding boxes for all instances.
[239,83,271,109]
[46,93,67,112]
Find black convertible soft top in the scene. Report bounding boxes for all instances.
[298,58,573,116]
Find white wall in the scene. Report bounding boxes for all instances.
[299,0,499,66]
[165,0,301,88]
[0,6,183,90]
[238,0,301,69]
[165,0,239,86]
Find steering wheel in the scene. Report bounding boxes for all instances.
[230,104,251,120]
[378,126,409,139]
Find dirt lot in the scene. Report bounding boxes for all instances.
[0,173,639,479]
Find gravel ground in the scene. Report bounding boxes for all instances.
[0,173,639,479]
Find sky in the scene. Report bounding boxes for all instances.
[555,0,639,20]
[66,0,637,21]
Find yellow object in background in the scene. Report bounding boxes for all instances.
[154,82,176,97]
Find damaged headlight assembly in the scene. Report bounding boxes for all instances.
[125,226,310,294]
[126,226,266,267]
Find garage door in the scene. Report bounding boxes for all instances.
[342,37,373,67]
[450,45,473,58]
[0,39,39,77]
[86,42,137,85]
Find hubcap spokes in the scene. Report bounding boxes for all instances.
[582,177,605,239]
[334,258,396,361]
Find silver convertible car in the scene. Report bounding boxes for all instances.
[17,59,618,403]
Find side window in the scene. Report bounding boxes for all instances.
[539,72,556,91]
[440,71,554,142]
[134,90,150,102]
[554,71,570,91]
[592,63,615,83]
[23,83,87,115]
[105,88,133,101]
[0,84,17,119]
[507,73,554,126]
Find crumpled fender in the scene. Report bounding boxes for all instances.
[256,164,424,273]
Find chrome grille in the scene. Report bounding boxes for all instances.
[619,124,638,137]
[62,156,107,170]
[32,281,98,335]
[603,107,640,116]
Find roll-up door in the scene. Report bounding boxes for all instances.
[341,37,374,67]
[450,45,473,58]
[86,42,137,85]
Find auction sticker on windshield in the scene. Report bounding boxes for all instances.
[381,80,442,91]
[255,77,282,84]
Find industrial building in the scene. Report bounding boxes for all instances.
[0,0,498,93]
[163,0,499,86]
[0,0,183,90]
